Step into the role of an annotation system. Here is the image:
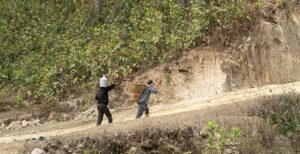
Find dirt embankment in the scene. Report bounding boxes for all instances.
[126,2,300,105]
[222,2,300,89]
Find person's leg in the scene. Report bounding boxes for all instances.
[103,105,113,123]
[145,105,149,117]
[136,104,145,119]
[96,105,104,125]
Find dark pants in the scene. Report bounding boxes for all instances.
[97,104,113,125]
[136,103,149,119]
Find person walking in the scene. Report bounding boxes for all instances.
[136,80,158,119]
[95,75,115,125]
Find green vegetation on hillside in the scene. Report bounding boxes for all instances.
[0,0,270,105]
[254,93,300,151]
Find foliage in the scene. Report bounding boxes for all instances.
[205,121,242,154]
[275,0,286,8]
[253,0,286,9]
[0,0,257,104]
[83,146,100,154]
[255,93,300,143]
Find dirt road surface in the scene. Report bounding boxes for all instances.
[1,81,300,153]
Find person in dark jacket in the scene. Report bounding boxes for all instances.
[95,77,116,125]
[136,80,158,119]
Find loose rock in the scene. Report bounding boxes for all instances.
[19,114,32,120]
[21,120,29,127]
[31,148,46,154]
[6,121,22,130]
[0,122,5,129]
[32,119,41,125]
[224,149,233,154]
[127,147,138,154]
[200,130,207,138]
[48,112,57,121]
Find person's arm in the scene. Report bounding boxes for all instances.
[106,84,116,91]
[149,85,158,94]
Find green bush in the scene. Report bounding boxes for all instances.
[252,93,300,150]
[0,0,255,104]
[260,94,300,139]
[205,121,242,154]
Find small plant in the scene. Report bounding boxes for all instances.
[165,72,172,86]
[55,113,66,122]
[253,0,266,9]
[82,145,100,154]
[231,128,242,142]
[275,0,286,8]
[204,121,242,154]
[83,149,90,154]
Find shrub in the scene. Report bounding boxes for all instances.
[0,0,263,104]
[249,93,300,151]
[205,121,242,154]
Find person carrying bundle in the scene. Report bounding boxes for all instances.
[95,75,116,125]
[136,80,158,119]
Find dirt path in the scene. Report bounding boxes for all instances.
[1,82,300,153]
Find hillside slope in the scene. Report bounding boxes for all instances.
[0,1,300,154]
[126,2,300,104]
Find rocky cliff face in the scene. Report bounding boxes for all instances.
[129,2,300,103]
[222,2,300,89]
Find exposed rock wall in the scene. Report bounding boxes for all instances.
[222,3,300,89]
[132,48,226,102]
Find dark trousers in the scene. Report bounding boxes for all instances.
[136,104,149,119]
[97,104,113,125]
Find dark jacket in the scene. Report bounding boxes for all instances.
[95,84,115,105]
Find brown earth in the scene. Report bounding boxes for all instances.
[1,81,300,153]
[0,1,300,154]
